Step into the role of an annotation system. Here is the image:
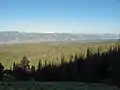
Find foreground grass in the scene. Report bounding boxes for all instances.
[0,42,119,69]
[0,82,119,90]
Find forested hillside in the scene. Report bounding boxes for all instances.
[0,43,120,87]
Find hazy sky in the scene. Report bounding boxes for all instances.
[0,0,120,33]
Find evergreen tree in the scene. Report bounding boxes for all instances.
[20,55,30,71]
[44,59,47,67]
[61,54,65,64]
[0,62,4,72]
[13,62,16,70]
[37,60,42,71]
[87,47,92,58]
[0,62,4,80]
[31,66,35,73]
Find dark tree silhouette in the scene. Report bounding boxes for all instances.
[0,44,120,86]
[0,62,4,80]
[20,55,30,71]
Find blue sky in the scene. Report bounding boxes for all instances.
[0,0,120,33]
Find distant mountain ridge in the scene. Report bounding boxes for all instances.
[0,31,119,44]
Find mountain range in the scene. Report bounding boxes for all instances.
[0,31,119,44]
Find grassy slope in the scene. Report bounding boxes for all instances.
[0,42,118,69]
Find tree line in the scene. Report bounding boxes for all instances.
[0,44,120,86]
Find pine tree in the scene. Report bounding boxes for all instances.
[69,54,73,62]
[87,47,92,58]
[44,59,47,67]
[61,54,65,64]
[37,60,42,71]
[13,62,16,70]
[31,66,35,73]
[97,48,100,57]
[74,54,78,60]
[0,62,4,72]
[0,62,4,80]
[20,55,30,71]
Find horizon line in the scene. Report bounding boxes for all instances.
[0,30,119,35]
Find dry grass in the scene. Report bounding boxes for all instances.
[0,42,118,69]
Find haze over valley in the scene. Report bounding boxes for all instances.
[0,31,118,44]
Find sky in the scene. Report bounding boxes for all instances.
[0,0,120,34]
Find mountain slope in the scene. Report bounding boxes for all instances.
[0,31,118,43]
